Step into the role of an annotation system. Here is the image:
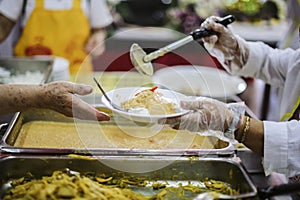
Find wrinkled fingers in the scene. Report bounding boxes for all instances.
[71,97,110,121]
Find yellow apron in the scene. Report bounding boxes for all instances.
[14,0,92,75]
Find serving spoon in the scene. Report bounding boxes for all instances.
[130,15,235,76]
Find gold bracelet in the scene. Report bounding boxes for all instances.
[240,116,250,143]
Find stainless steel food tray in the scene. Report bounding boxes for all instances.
[0,155,257,199]
[0,57,53,84]
[0,108,235,156]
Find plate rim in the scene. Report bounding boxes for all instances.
[152,65,247,97]
[101,87,189,122]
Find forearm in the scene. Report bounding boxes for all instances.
[235,116,264,156]
[228,42,293,87]
[0,84,42,115]
[0,14,15,43]
[0,82,111,121]
[85,28,107,56]
[92,26,106,33]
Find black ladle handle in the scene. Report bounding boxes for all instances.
[191,15,235,40]
[258,182,300,199]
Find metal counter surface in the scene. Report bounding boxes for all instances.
[0,155,258,199]
[0,70,276,198]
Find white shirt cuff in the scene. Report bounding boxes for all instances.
[263,121,288,176]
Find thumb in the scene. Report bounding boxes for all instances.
[72,83,93,95]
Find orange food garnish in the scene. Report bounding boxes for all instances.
[135,86,158,96]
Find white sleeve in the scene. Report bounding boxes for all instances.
[0,0,23,21]
[263,120,300,178]
[229,42,297,87]
[89,0,113,28]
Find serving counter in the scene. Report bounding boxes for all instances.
[72,71,273,198]
[0,69,295,199]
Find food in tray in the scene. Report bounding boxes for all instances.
[0,66,10,78]
[12,121,228,149]
[0,66,44,84]
[3,170,239,200]
[2,170,147,200]
[120,86,178,115]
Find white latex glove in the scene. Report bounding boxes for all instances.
[37,81,110,121]
[200,16,250,69]
[85,29,106,57]
[162,97,245,142]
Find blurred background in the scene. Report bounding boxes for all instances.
[109,0,286,32]
[0,0,297,122]
[100,0,293,121]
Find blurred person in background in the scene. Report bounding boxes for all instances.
[277,0,300,50]
[0,81,110,121]
[267,0,300,124]
[0,0,113,75]
[163,15,300,180]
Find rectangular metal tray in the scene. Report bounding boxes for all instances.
[0,155,257,199]
[0,57,53,84]
[0,108,235,156]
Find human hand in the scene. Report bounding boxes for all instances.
[38,81,110,121]
[200,16,249,68]
[85,29,106,57]
[162,97,244,141]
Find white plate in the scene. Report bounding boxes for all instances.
[101,87,189,123]
[152,65,247,98]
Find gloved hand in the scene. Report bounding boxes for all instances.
[37,81,110,121]
[200,16,250,69]
[162,97,245,142]
[85,29,107,57]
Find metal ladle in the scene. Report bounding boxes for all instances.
[130,15,235,76]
